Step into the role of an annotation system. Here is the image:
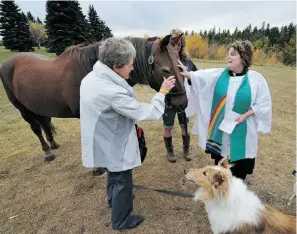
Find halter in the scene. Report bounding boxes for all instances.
[147,40,158,82]
[147,39,186,98]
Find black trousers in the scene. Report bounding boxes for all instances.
[107,169,133,229]
[210,152,255,180]
[162,108,189,128]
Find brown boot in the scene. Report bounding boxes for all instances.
[182,135,191,161]
[164,136,177,163]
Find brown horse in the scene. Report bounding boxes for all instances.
[0,34,187,161]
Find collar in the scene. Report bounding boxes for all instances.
[228,68,248,77]
[93,61,135,97]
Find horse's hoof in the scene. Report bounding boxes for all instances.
[92,168,106,176]
[50,143,60,150]
[44,155,56,162]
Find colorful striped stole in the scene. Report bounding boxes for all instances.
[206,68,251,162]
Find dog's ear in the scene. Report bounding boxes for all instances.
[210,171,229,198]
[218,157,232,170]
[212,172,225,188]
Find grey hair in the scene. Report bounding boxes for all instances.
[98,37,136,69]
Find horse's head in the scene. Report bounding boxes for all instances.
[126,35,187,112]
[145,34,188,112]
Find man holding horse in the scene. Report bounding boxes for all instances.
[163,29,197,163]
[80,38,176,230]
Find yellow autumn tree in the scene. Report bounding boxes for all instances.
[207,44,217,60]
[185,35,208,59]
[253,49,265,65]
[216,45,226,60]
[184,35,282,65]
[264,54,280,65]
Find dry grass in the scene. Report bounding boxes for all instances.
[0,57,296,234]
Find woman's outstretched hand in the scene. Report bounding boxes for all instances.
[178,61,191,79]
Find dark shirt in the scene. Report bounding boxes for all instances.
[182,59,198,72]
[181,59,197,85]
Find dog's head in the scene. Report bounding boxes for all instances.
[184,158,233,200]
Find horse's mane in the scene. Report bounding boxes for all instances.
[58,37,159,85]
[78,43,101,73]
[125,36,157,85]
[59,42,101,75]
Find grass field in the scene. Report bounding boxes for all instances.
[0,47,296,234]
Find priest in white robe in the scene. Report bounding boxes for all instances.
[180,40,272,180]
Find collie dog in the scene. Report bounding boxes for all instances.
[184,158,296,234]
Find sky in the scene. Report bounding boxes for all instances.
[16,0,296,37]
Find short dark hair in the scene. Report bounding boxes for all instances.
[227,40,253,68]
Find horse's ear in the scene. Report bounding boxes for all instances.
[160,35,171,51]
[170,32,184,46]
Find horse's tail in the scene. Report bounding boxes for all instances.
[0,62,4,84]
[0,58,14,89]
[0,59,13,95]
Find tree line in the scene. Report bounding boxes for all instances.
[0,0,113,55]
[0,1,295,66]
[185,22,296,66]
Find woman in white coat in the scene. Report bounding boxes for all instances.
[179,40,272,180]
[80,38,175,230]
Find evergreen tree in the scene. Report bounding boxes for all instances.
[283,34,296,66]
[87,5,104,42]
[36,17,42,24]
[269,27,280,45]
[70,1,89,45]
[16,12,34,51]
[265,23,270,37]
[279,26,289,48]
[0,0,18,50]
[202,30,207,40]
[287,22,296,40]
[251,26,261,41]
[260,21,266,37]
[87,4,112,42]
[45,0,89,55]
[0,0,33,51]
[102,20,113,39]
[27,11,34,22]
[232,27,238,40]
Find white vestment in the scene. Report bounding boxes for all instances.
[184,68,272,159]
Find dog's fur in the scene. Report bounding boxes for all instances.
[184,159,296,234]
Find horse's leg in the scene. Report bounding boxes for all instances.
[35,116,60,150]
[19,109,56,161]
[0,81,55,161]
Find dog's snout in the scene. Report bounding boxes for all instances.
[184,169,189,175]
